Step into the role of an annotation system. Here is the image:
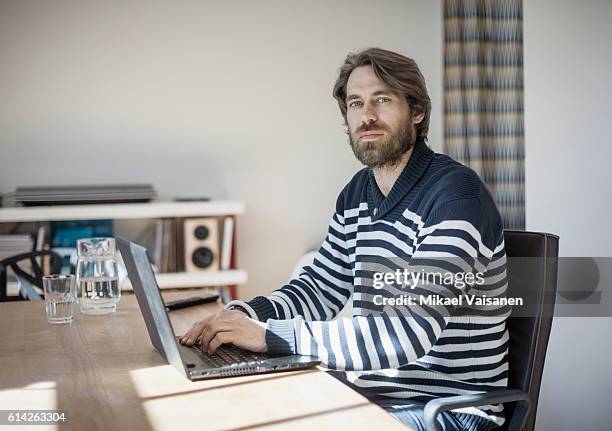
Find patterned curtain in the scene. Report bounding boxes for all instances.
[443,0,525,229]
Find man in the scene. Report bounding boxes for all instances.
[180,48,508,431]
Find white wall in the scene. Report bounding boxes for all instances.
[3,0,610,426]
[0,0,443,300]
[524,1,612,429]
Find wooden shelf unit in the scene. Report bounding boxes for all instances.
[0,200,245,222]
[0,200,246,296]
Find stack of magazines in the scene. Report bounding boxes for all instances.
[0,234,34,261]
[8,184,156,206]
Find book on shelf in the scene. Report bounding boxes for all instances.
[161,219,171,272]
[35,225,47,252]
[174,218,185,272]
[220,216,234,271]
[152,220,164,271]
[154,218,178,273]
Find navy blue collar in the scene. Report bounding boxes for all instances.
[366,139,434,220]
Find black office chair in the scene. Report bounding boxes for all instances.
[0,250,63,301]
[424,230,560,431]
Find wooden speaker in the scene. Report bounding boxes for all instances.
[183,218,219,272]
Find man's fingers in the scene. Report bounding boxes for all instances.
[180,309,245,347]
[200,319,235,349]
[208,331,232,355]
[198,310,242,347]
[180,315,213,345]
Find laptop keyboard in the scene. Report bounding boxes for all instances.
[191,342,265,368]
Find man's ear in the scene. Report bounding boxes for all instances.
[412,110,425,125]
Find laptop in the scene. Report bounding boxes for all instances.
[116,237,320,380]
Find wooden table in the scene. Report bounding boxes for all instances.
[0,292,408,430]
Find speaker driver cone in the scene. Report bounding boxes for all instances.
[192,247,214,268]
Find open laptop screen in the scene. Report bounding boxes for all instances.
[116,237,187,378]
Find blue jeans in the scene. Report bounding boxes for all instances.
[372,397,499,431]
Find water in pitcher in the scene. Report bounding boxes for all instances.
[76,237,121,315]
[79,276,121,314]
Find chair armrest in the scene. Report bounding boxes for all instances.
[423,389,530,431]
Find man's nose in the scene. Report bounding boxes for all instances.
[360,103,378,125]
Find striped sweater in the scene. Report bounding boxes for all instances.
[228,139,509,426]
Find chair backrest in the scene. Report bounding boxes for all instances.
[503,230,559,431]
[0,250,63,301]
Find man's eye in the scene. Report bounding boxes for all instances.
[377,97,390,103]
[348,100,363,109]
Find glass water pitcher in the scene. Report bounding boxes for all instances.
[76,237,121,315]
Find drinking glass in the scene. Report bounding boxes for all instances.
[43,275,75,324]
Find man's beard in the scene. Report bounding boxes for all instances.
[348,121,414,169]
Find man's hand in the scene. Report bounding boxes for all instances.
[179,309,267,355]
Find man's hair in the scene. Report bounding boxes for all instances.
[332,47,431,141]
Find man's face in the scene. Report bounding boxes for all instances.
[345,65,422,169]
